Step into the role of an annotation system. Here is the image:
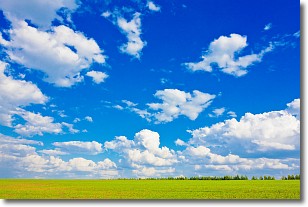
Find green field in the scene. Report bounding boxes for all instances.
[0,179,300,199]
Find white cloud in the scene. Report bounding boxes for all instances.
[117,12,146,58]
[188,98,300,153]
[180,142,294,175]
[101,11,111,18]
[117,89,215,123]
[122,100,138,107]
[147,1,161,12]
[113,105,124,110]
[104,129,178,177]
[86,71,108,84]
[185,146,211,157]
[104,136,134,152]
[0,61,48,127]
[184,34,273,77]
[39,148,68,156]
[175,139,187,146]
[227,111,237,118]
[0,133,43,146]
[0,0,78,28]
[132,166,175,178]
[209,107,225,117]
[264,23,272,31]
[293,31,300,38]
[149,89,215,123]
[103,11,146,58]
[1,21,106,87]
[73,118,81,123]
[13,110,63,137]
[61,122,79,134]
[286,98,300,118]
[84,116,93,122]
[53,141,103,155]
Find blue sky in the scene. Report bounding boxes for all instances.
[0,0,300,178]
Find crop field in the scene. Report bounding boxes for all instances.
[0,179,300,199]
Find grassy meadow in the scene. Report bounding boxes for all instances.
[0,179,300,199]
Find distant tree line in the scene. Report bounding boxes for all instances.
[115,174,300,180]
[281,174,300,180]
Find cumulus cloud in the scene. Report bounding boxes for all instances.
[0,0,78,28]
[184,34,273,77]
[188,98,300,153]
[116,89,216,123]
[86,71,108,84]
[103,11,146,58]
[286,98,300,118]
[104,129,178,177]
[52,141,103,155]
[147,1,161,12]
[13,110,63,137]
[0,61,48,127]
[0,21,106,87]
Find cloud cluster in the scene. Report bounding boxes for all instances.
[184,34,273,77]
[0,61,80,137]
[0,21,106,87]
[0,61,48,126]
[0,0,78,28]
[1,97,300,178]
[0,134,118,178]
[188,99,300,154]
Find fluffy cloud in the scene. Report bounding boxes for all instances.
[117,12,146,58]
[175,139,188,146]
[1,20,106,87]
[188,99,300,153]
[52,141,103,155]
[117,89,216,123]
[148,89,215,122]
[14,110,63,137]
[103,11,146,58]
[286,98,300,118]
[0,0,78,28]
[184,34,273,77]
[104,129,178,177]
[147,1,161,12]
[86,71,108,84]
[0,61,48,127]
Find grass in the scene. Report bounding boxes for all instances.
[0,179,300,199]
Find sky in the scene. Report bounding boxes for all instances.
[0,0,300,179]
